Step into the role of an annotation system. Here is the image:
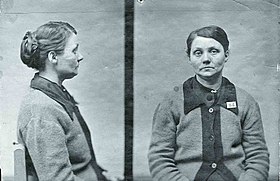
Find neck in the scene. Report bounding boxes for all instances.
[196,73,222,90]
[39,71,64,86]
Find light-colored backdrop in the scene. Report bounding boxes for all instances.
[134,0,279,180]
[0,0,124,179]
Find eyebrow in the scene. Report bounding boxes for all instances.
[192,47,203,51]
[192,46,220,50]
[208,46,219,50]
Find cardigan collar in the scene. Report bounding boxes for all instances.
[30,73,76,120]
[183,76,238,115]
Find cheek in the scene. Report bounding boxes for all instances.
[191,62,199,69]
[189,58,201,69]
[213,55,226,66]
[64,56,77,67]
[216,59,226,67]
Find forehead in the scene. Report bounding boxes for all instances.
[65,33,79,49]
[191,36,223,49]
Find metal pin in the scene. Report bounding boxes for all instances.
[211,90,217,93]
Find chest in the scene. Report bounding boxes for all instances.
[62,114,92,162]
[176,106,242,149]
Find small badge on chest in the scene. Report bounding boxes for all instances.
[226,101,237,109]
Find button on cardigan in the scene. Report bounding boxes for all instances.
[148,76,269,181]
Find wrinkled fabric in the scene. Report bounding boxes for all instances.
[148,76,269,181]
[17,73,106,181]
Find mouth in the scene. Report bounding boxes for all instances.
[200,67,214,70]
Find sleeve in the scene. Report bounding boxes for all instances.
[238,99,270,181]
[148,97,190,181]
[20,105,85,181]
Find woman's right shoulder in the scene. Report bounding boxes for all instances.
[158,84,184,108]
[18,88,65,129]
[20,88,57,107]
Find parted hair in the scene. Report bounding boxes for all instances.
[20,21,77,70]
[185,25,229,57]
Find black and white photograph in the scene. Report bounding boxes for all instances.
[134,1,279,180]
[0,1,124,180]
[0,0,279,181]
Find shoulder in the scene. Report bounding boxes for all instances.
[235,86,258,107]
[160,84,184,107]
[19,88,66,115]
[158,77,197,108]
[223,77,258,106]
[228,82,261,120]
[154,82,187,121]
[18,88,69,130]
[21,88,58,106]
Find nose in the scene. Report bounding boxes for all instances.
[77,52,83,62]
[202,52,211,64]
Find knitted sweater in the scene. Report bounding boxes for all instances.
[148,77,269,181]
[17,74,105,181]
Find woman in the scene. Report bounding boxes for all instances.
[148,25,269,181]
[17,21,119,181]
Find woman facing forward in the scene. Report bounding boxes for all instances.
[18,21,120,181]
[148,25,269,181]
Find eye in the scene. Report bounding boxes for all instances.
[72,48,78,55]
[72,44,79,55]
[193,50,202,57]
[210,49,219,55]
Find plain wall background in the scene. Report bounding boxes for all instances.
[0,0,124,178]
[134,0,279,180]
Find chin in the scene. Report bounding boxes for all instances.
[199,72,216,78]
[197,72,221,80]
[64,73,78,80]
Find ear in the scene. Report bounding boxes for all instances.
[47,51,58,64]
[224,50,230,62]
[186,56,191,64]
[184,52,191,63]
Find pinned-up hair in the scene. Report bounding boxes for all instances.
[20,21,77,70]
[185,25,229,57]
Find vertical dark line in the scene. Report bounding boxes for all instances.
[124,0,134,181]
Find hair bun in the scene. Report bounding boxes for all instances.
[20,31,40,69]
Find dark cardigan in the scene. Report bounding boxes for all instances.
[148,77,269,181]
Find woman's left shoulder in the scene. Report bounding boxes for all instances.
[223,77,259,108]
[234,86,257,104]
